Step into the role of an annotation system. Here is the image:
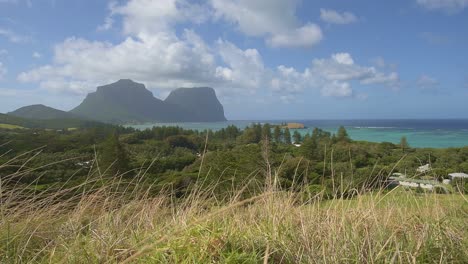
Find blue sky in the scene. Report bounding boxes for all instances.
[0,0,467,120]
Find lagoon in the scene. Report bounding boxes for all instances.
[129,119,468,149]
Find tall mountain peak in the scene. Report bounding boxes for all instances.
[165,87,226,122]
[70,80,227,124]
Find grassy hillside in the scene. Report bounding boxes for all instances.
[0,123,25,129]
[0,113,115,130]
[0,173,466,263]
[1,124,467,262]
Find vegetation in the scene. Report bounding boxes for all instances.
[0,123,24,130]
[8,104,77,120]
[0,155,466,263]
[0,113,115,130]
[1,123,467,262]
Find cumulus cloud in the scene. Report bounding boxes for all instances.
[18,31,220,94]
[320,9,358,24]
[211,0,322,48]
[416,0,468,12]
[321,81,353,97]
[112,0,210,36]
[270,53,399,98]
[216,40,267,94]
[267,24,322,48]
[17,0,399,103]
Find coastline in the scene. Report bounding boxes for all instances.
[127,119,468,149]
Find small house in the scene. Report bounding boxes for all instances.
[417,164,431,174]
[448,172,468,180]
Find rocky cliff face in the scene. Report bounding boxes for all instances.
[70,79,226,123]
[164,87,227,122]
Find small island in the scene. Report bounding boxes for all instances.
[282,122,306,129]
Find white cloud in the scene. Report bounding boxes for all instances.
[0,49,7,57]
[267,24,322,48]
[211,0,322,48]
[17,0,267,97]
[0,62,6,79]
[332,53,354,65]
[416,0,468,12]
[271,53,399,98]
[216,39,266,94]
[321,81,353,97]
[17,0,399,103]
[18,31,220,95]
[211,0,298,37]
[0,27,30,43]
[32,51,42,59]
[111,0,210,37]
[320,9,358,24]
[310,54,398,86]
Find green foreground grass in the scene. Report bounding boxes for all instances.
[0,174,467,264]
[0,123,25,130]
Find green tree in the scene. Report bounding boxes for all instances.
[253,123,263,142]
[284,128,292,144]
[238,127,258,144]
[166,135,197,150]
[337,126,350,142]
[292,131,302,143]
[262,123,272,140]
[273,126,282,143]
[400,136,409,151]
[100,131,130,175]
[225,125,240,140]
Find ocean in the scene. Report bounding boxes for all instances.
[129,119,468,149]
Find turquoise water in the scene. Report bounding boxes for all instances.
[130,120,468,149]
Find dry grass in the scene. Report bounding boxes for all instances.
[0,147,467,263]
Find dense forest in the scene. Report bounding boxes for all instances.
[1,123,467,197]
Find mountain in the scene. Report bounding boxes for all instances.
[8,104,76,120]
[71,79,226,123]
[165,87,226,122]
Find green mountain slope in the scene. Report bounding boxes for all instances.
[8,104,77,120]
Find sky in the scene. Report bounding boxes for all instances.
[0,0,467,120]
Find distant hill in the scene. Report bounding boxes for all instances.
[8,104,77,120]
[165,87,226,122]
[71,79,226,124]
[0,113,109,130]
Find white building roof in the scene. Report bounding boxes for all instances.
[448,173,468,179]
[417,164,431,173]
